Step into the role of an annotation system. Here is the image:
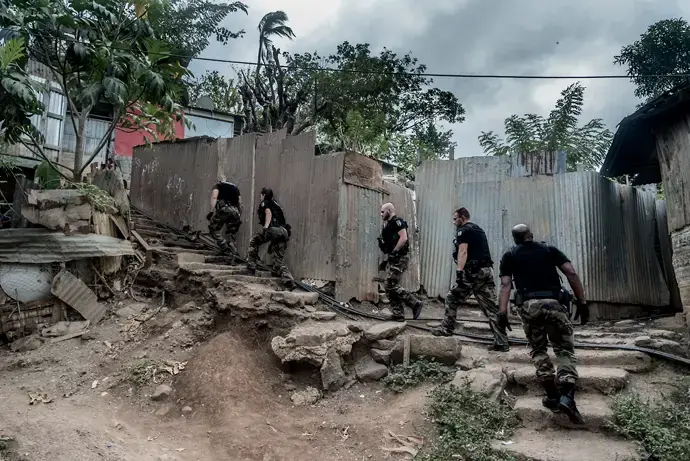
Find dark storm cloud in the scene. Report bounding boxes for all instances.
[194,0,690,156]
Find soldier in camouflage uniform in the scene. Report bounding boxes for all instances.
[207,180,242,259]
[246,187,294,288]
[431,207,509,352]
[498,224,590,425]
[378,203,424,321]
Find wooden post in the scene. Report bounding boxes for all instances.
[11,174,29,228]
[403,335,411,368]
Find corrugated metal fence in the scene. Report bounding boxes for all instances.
[417,156,670,308]
[130,133,419,301]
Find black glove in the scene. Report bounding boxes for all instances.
[206,211,214,221]
[378,260,388,272]
[573,300,590,326]
[497,311,512,332]
[455,270,464,285]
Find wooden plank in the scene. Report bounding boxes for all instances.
[51,270,106,324]
[131,230,152,268]
[109,214,130,239]
[403,336,411,367]
[51,330,88,343]
[343,152,383,192]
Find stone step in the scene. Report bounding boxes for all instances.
[215,277,288,292]
[216,288,320,309]
[460,320,528,340]
[515,394,614,432]
[466,345,653,373]
[491,428,639,461]
[505,365,629,395]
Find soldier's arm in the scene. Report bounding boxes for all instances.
[560,262,586,304]
[499,276,512,314]
[264,208,272,228]
[393,228,408,253]
[210,188,219,210]
[456,243,468,271]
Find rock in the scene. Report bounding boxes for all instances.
[271,323,361,367]
[41,321,90,337]
[613,320,639,332]
[271,291,319,308]
[370,348,391,366]
[283,383,297,391]
[373,339,400,350]
[10,335,44,353]
[305,306,317,313]
[635,336,686,356]
[320,348,347,391]
[151,384,172,401]
[364,322,407,341]
[311,312,337,321]
[115,303,146,318]
[391,335,463,365]
[171,320,184,329]
[346,322,365,333]
[647,329,684,341]
[452,366,507,400]
[178,302,198,313]
[455,356,481,371]
[181,406,193,414]
[291,387,321,406]
[155,403,175,416]
[355,355,389,382]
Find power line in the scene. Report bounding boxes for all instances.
[6,27,690,80]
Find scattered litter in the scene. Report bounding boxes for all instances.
[161,361,187,376]
[28,392,53,405]
[501,440,514,446]
[266,421,278,433]
[63,392,73,398]
[100,392,108,397]
[381,430,424,459]
[174,448,185,452]
[341,426,350,441]
[91,380,99,389]
[147,433,160,441]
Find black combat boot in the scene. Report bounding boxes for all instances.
[488,344,510,352]
[541,379,560,411]
[411,300,424,320]
[558,383,585,425]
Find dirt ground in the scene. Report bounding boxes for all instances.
[0,296,433,461]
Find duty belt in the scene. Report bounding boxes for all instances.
[523,290,560,301]
[465,260,492,270]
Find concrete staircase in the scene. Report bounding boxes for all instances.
[458,343,646,460]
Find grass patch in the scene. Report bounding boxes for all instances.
[382,358,454,393]
[420,382,518,461]
[610,379,690,461]
[125,359,160,387]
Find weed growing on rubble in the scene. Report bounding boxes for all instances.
[420,383,518,461]
[125,359,160,387]
[610,379,690,461]
[382,358,454,393]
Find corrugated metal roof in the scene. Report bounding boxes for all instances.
[0,228,134,263]
[52,269,105,323]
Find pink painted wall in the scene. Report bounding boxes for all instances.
[114,117,185,157]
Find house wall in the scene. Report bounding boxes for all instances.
[416,155,670,320]
[114,119,185,157]
[655,114,690,322]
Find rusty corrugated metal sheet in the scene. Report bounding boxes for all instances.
[417,157,669,307]
[0,228,134,263]
[385,180,420,293]
[131,137,219,232]
[52,269,105,324]
[216,134,256,256]
[336,183,381,302]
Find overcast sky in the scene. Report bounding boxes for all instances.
[190,0,690,157]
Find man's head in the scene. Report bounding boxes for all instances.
[105,158,114,170]
[512,224,533,244]
[380,203,395,221]
[260,187,273,201]
[452,207,470,227]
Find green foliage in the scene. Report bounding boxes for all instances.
[478,82,613,171]
[0,0,192,180]
[610,380,690,461]
[0,37,43,145]
[125,358,160,386]
[420,383,518,461]
[186,70,240,113]
[147,0,247,61]
[615,18,690,100]
[73,182,116,212]
[35,160,61,189]
[383,358,454,393]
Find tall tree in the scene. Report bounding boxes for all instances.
[147,0,248,65]
[186,70,240,113]
[0,0,191,181]
[615,18,690,100]
[255,11,295,80]
[478,82,612,171]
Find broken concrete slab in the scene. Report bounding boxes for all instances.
[372,339,399,350]
[177,252,205,265]
[151,384,172,401]
[355,355,388,382]
[634,336,687,356]
[321,348,347,391]
[41,321,90,338]
[291,387,321,406]
[515,394,614,432]
[364,322,407,341]
[451,365,506,400]
[390,335,463,365]
[271,323,361,367]
[115,303,147,318]
[370,348,392,366]
[310,311,337,321]
[270,291,319,308]
[506,365,629,395]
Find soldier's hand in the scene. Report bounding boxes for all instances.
[206,211,213,221]
[378,260,388,272]
[573,301,590,326]
[497,312,512,332]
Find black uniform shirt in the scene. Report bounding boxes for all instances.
[258,199,286,228]
[499,241,570,293]
[214,181,240,207]
[381,217,409,255]
[455,222,493,266]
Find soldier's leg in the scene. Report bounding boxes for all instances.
[267,227,294,287]
[432,277,472,336]
[389,255,423,317]
[521,300,560,411]
[223,206,241,256]
[247,229,268,271]
[208,208,230,251]
[472,268,508,349]
[384,264,405,321]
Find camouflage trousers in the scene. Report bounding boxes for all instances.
[520,298,578,385]
[247,226,294,282]
[209,202,241,255]
[441,266,508,347]
[384,254,421,318]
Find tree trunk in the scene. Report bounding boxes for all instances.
[72,116,87,182]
